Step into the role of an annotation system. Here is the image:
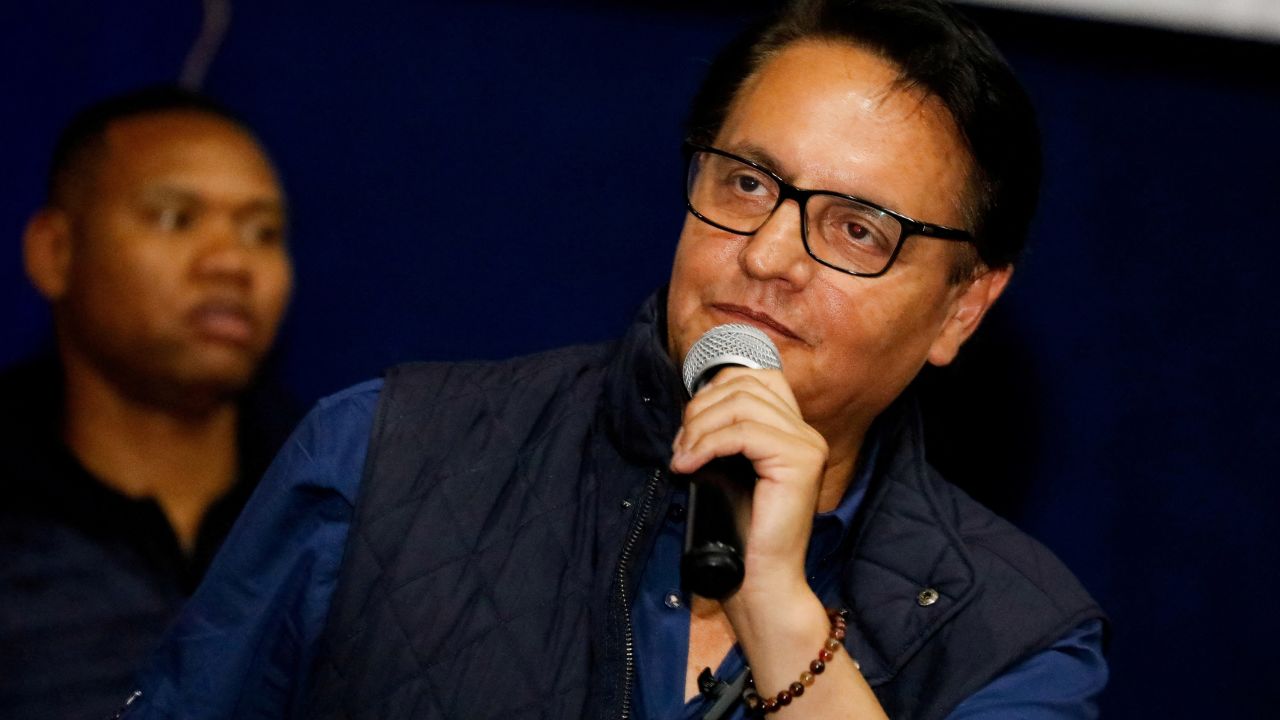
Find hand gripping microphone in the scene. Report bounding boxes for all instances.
[680,323,782,599]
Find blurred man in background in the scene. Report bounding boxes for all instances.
[0,87,295,718]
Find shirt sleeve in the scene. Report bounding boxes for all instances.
[124,380,383,720]
[945,619,1109,720]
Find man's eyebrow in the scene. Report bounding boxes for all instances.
[140,184,286,214]
[239,197,287,215]
[140,184,201,204]
[731,143,789,178]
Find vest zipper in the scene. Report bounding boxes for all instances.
[616,467,663,720]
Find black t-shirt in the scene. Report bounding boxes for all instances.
[0,357,294,719]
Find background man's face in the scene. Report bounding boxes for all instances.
[56,111,292,406]
[667,40,978,442]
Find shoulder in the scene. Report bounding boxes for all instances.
[313,377,384,419]
[930,473,1102,623]
[384,342,615,398]
[918,468,1110,711]
[276,379,384,499]
[372,343,615,442]
[252,374,379,517]
[872,399,1103,628]
[848,402,1107,716]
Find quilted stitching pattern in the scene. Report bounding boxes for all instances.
[309,347,612,720]
[846,403,1106,720]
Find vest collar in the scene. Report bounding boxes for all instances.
[601,288,685,469]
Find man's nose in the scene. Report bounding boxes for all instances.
[738,199,815,286]
[192,217,252,284]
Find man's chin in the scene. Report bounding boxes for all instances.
[187,359,259,392]
[165,376,253,416]
[162,354,263,410]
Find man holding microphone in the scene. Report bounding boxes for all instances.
[127,1,1106,718]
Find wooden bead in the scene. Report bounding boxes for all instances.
[800,671,816,686]
[818,648,833,662]
[790,681,805,697]
[833,627,846,641]
[777,690,792,706]
[825,637,840,652]
[810,659,826,674]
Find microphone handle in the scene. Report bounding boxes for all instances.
[681,455,755,599]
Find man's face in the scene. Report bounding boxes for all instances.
[667,40,993,445]
[55,111,292,407]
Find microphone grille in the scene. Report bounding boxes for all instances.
[682,323,782,396]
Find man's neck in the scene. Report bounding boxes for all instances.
[60,353,240,553]
[818,446,861,514]
[814,412,871,514]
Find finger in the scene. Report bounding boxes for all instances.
[676,390,815,475]
[676,420,826,549]
[675,372,826,478]
[699,367,801,414]
[672,416,826,481]
[686,368,801,424]
[679,387,812,460]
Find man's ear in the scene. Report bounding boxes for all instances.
[926,264,1013,367]
[23,209,74,302]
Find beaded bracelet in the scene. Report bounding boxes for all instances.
[742,607,851,715]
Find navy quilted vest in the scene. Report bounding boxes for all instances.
[306,294,1105,719]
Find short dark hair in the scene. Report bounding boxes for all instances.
[46,85,254,208]
[686,0,1041,276]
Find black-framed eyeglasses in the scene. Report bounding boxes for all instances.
[683,141,974,278]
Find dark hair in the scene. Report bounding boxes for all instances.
[686,0,1041,275]
[46,85,254,207]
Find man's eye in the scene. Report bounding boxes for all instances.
[735,175,762,193]
[841,221,888,250]
[248,225,285,247]
[155,206,194,232]
[823,212,891,254]
[844,222,870,240]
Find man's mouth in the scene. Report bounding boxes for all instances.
[188,300,255,346]
[711,303,803,343]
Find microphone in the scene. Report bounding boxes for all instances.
[680,323,782,599]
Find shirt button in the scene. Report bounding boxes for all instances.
[664,591,683,609]
[667,504,686,521]
[917,588,940,607]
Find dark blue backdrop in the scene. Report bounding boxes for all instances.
[3,1,1277,716]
